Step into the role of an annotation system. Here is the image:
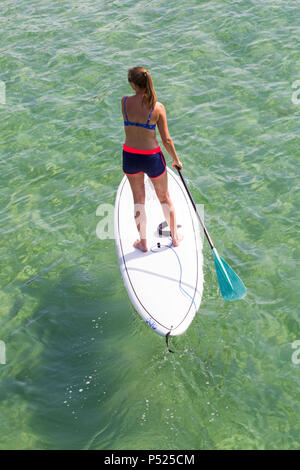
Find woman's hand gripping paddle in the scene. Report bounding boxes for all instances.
[175,166,246,301]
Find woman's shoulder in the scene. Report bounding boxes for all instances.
[155,101,165,113]
[155,101,167,119]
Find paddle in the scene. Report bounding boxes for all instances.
[175,166,246,301]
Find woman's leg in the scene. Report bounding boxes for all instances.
[126,172,148,252]
[150,170,183,246]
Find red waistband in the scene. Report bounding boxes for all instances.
[123,144,161,155]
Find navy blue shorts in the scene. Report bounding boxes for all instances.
[123,145,166,179]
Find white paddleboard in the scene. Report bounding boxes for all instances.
[114,167,204,337]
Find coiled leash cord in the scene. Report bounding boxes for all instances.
[150,233,196,353]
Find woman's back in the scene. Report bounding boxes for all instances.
[122,94,160,150]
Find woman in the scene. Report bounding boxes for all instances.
[121,66,183,252]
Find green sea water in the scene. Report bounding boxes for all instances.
[0,0,299,450]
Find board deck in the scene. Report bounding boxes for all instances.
[114,167,204,337]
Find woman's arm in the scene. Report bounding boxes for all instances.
[157,102,182,169]
[121,96,126,120]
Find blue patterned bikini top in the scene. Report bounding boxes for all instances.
[123,96,156,130]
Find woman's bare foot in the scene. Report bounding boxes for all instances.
[133,239,148,252]
[172,232,184,247]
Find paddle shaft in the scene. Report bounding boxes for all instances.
[176,167,214,250]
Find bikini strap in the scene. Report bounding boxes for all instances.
[146,107,154,124]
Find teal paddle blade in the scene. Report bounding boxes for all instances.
[212,248,246,301]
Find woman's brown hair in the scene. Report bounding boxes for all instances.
[127,66,157,110]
